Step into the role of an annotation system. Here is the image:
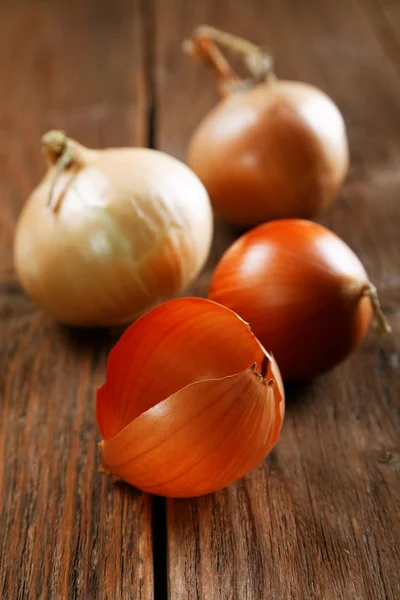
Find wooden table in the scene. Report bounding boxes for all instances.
[1,1,399,598]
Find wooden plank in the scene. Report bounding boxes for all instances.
[0,2,153,599]
[153,0,400,598]
[359,0,400,81]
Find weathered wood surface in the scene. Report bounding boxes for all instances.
[154,0,400,598]
[0,2,153,599]
[0,0,399,599]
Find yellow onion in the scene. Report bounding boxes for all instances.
[97,297,284,498]
[184,27,349,228]
[209,219,390,380]
[14,131,213,326]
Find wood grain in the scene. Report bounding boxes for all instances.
[0,2,153,599]
[1,0,400,598]
[153,0,400,598]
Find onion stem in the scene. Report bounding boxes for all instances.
[41,130,74,211]
[182,36,235,83]
[362,283,391,333]
[184,25,274,91]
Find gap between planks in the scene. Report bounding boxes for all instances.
[142,1,170,597]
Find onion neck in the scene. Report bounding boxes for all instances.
[362,282,391,333]
[184,25,275,97]
[41,130,79,212]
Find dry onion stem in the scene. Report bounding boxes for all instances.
[183,25,274,94]
[96,297,284,498]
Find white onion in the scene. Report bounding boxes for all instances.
[14,131,213,326]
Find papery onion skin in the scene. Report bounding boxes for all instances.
[187,81,349,228]
[209,220,377,381]
[97,297,284,498]
[14,133,213,326]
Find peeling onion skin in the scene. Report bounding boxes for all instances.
[14,133,213,327]
[187,81,349,228]
[97,297,284,498]
[209,220,378,381]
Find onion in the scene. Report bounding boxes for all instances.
[209,219,390,381]
[14,131,213,326]
[97,297,284,498]
[184,26,349,228]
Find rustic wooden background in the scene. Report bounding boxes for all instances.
[1,0,399,598]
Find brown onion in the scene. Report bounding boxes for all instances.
[97,297,284,497]
[14,131,213,326]
[185,26,349,228]
[209,219,390,381]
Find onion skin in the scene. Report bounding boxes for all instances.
[209,220,376,381]
[14,134,213,326]
[187,81,349,227]
[97,297,284,498]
